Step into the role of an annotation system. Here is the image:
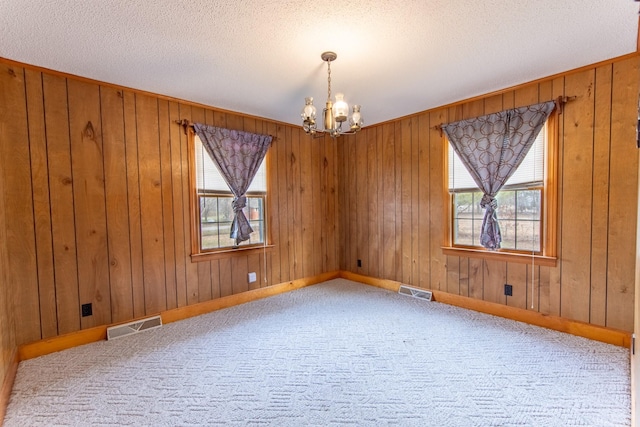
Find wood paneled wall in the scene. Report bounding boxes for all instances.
[0,114,17,403]
[0,54,637,351]
[339,55,639,332]
[0,60,339,346]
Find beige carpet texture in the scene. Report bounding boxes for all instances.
[4,279,630,426]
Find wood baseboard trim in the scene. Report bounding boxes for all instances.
[18,271,341,361]
[18,325,107,361]
[0,349,19,425]
[160,271,340,324]
[340,271,632,348]
[17,269,627,363]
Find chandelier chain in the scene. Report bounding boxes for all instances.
[327,61,332,101]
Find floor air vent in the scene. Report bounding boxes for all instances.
[398,285,433,301]
[107,315,162,340]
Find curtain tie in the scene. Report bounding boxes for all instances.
[480,194,497,210]
[232,195,247,213]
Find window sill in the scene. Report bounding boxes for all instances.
[191,245,274,262]
[441,246,557,267]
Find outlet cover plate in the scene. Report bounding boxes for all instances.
[81,303,92,317]
[504,284,513,296]
[248,272,257,283]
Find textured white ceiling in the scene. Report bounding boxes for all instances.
[1,1,638,126]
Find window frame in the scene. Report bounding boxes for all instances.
[450,185,544,254]
[197,191,267,251]
[442,113,558,267]
[188,130,273,262]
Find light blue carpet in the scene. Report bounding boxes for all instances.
[4,279,630,426]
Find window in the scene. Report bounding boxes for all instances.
[449,129,544,252]
[193,135,267,253]
[445,121,557,265]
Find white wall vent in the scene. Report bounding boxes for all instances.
[398,285,433,301]
[107,315,162,340]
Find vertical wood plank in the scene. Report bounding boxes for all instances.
[231,255,248,294]
[158,100,177,310]
[336,133,345,271]
[382,123,396,280]
[325,133,338,272]
[483,260,506,304]
[169,101,187,308]
[459,257,469,296]
[277,124,291,282]
[265,122,281,285]
[0,65,41,344]
[43,73,80,336]
[210,260,221,298]
[299,130,313,278]
[285,126,297,280]
[589,64,613,327]
[400,118,412,284]
[100,86,134,323]
[560,69,595,324]
[394,121,404,282]
[483,94,503,115]
[356,131,369,275]
[513,85,539,109]
[446,256,460,294]
[606,56,638,332]
[24,69,57,338]
[429,109,447,291]
[410,116,420,286]
[311,127,323,277]
[197,261,212,301]
[376,126,385,278]
[68,79,111,329]
[347,132,358,272]
[417,113,430,289]
[123,91,146,318]
[0,130,17,367]
[506,263,528,309]
[538,266,551,314]
[468,259,484,300]
[136,94,167,314]
[219,258,232,297]
[290,129,303,278]
[367,127,380,279]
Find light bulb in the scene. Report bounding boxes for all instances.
[333,93,348,123]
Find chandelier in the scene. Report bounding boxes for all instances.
[301,52,363,137]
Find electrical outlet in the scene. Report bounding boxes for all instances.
[357,259,362,268]
[504,284,513,296]
[248,272,257,283]
[81,303,92,317]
